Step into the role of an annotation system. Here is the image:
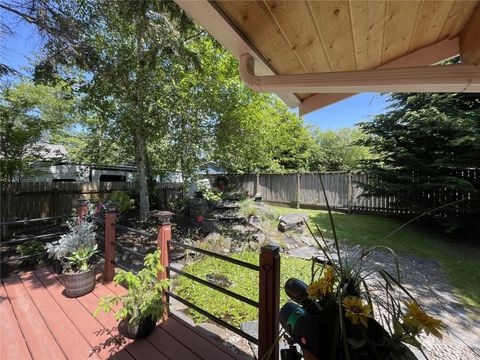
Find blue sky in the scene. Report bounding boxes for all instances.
[2,14,389,130]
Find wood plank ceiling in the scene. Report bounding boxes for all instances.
[215,0,479,100]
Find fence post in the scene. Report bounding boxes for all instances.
[258,245,280,360]
[255,173,261,196]
[104,208,117,282]
[77,199,89,222]
[296,173,301,209]
[347,171,353,213]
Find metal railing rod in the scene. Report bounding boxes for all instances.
[5,251,48,262]
[112,242,146,259]
[2,231,66,246]
[115,223,155,238]
[111,260,138,274]
[167,266,259,308]
[90,217,105,224]
[1,215,75,226]
[166,291,258,345]
[168,240,259,271]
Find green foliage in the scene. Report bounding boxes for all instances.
[95,250,169,325]
[16,241,46,266]
[176,252,310,326]
[65,244,98,272]
[110,191,135,213]
[0,81,74,216]
[308,127,372,171]
[358,93,480,235]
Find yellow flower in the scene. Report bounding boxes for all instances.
[342,296,372,327]
[307,266,335,299]
[403,302,443,338]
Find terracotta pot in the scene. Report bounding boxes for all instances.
[63,267,96,298]
[118,315,156,340]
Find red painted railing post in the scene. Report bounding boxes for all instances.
[151,211,174,320]
[104,210,117,282]
[258,245,280,360]
[77,199,89,223]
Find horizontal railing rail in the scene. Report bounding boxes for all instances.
[1,251,48,262]
[167,265,259,308]
[113,242,146,259]
[167,291,258,344]
[2,231,66,246]
[168,240,259,271]
[115,223,156,239]
[0,214,75,227]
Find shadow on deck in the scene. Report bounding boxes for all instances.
[0,267,246,360]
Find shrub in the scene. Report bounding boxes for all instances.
[16,240,46,266]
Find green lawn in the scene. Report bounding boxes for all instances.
[271,205,480,307]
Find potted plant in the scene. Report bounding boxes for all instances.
[94,250,169,339]
[45,220,98,297]
[280,185,443,360]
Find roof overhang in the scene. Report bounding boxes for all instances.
[175,0,480,115]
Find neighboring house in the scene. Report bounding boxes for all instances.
[24,144,182,183]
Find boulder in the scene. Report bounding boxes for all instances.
[278,213,309,232]
[247,215,263,229]
[287,246,319,259]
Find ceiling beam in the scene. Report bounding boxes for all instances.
[460,4,480,65]
[240,54,480,93]
[300,37,460,115]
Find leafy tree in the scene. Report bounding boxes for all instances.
[359,93,480,235]
[0,81,74,218]
[308,127,371,171]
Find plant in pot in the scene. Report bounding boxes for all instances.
[94,250,169,339]
[45,220,98,297]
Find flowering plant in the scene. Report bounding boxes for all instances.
[282,185,443,360]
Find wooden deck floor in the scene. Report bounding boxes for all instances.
[1,268,241,360]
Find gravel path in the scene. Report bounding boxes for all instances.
[338,244,480,360]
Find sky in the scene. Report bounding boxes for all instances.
[2,13,389,130]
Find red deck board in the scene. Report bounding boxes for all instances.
[34,269,133,360]
[3,275,66,360]
[3,268,246,360]
[0,283,32,360]
[19,271,101,360]
[161,315,238,360]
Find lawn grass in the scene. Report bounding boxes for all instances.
[271,205,480,307]
[176,252,311,326]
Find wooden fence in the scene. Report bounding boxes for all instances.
[0,181,183,222]
[204,170,479,215]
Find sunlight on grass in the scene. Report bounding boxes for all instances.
[271,205,480,307]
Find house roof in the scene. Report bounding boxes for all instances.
[175,0,480,115]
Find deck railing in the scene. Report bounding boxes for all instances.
[99,208,280,360]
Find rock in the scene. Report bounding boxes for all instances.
[206,273,232,287]
[278,213,309,232]
[252,231,266,243]
[287,246,319,259]
[283,235,301,249]
[240,320,258,340]
[247,215,263,229]
[200,220,217,234]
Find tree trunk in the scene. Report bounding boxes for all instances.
[135,24,150,221]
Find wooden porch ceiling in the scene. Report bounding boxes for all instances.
[175,0,480,115]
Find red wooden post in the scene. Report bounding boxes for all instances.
[104,210,117,282]
[77,199,89,223]
[258,245,281,360]
[151,211,174,320]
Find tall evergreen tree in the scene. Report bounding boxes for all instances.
[359,93,480,235]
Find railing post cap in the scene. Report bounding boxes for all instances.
[150,210,175,224]
[261,244,280,253]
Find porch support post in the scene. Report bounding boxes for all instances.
[258,245,280,360]
[104,210,117,282]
